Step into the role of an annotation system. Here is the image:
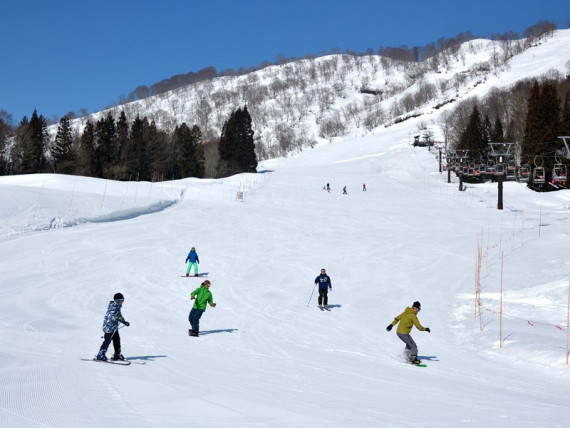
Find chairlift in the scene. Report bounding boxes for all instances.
[495,163,505,176]
[533,156,545,185]
[506,160,517,181]
[553,155,567,184]
[518,164,531,182]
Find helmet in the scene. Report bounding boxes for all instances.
[191,247,196,251]
[114,293,125,302]
[202,280,211,286]
[412,301,421,310]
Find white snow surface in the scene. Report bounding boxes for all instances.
[1,122,570,427]
[2,29,570,428]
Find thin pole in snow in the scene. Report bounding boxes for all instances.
[566,274,569,366]
[500,251,504,348]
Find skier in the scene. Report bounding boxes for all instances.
[362,183,367,191]
[188,280,216,336]
[386,301,430,365]
[314,268,332,310]
[342,186,348,194]
[185,246,200,277]
[326,183,331,192]
[96,293,130,361]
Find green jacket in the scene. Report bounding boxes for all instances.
[190,285,214,310]
[390,307,426,334]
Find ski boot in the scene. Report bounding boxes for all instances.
[111,353,125,361]
[189,329,199,337]
[96,351,107,361]
[409,356,422,365]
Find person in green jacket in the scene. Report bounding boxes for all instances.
[188,280,216,337]
[386,301,430,365]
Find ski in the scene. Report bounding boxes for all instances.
[81,358,131,365]
[323,307,331,311]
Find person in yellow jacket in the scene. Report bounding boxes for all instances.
[386,301,430,365]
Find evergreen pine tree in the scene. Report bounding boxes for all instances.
[490,116,505,143]
[522,81,543,158]
[174,123,205,179]
[218,106,257,175]
[561,89,570,136]
[458,105,487,161]
[79,120,96,177]
[51,116,75,174]
[16,109,48,174]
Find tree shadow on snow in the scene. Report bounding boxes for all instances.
[199,328,239,335]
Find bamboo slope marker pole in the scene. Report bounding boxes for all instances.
[69,177,77,212]
[566,274,570,366]
[33,181,46,218]
[500,251,504,348]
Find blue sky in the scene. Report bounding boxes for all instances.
[1,0,568,123]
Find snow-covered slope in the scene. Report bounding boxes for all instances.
[59,30,570,158]
[1,111,569,426]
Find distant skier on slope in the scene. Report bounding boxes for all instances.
[314,268,332,310]
[342,186,348,194]
[188,280,216,336]
[185,246,200,277]
[96,293,130,361]
[386,301,430,365]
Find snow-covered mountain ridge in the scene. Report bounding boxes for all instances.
[61,30,570,158]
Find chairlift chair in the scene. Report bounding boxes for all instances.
[533,166,545,185]
[553,163,567,184]
[506,160,516,181]
[518,164,531,182]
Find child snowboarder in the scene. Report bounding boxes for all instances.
[185,247,200,276]
[386,301,430,365]
[314,268,332,310]
[96,293,130,361]
[188,280,216,336]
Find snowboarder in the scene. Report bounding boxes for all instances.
[185,246,200,277]
[96,293,130,361]
[342,186,348,194]
[314,268,332,309]
[362,183,367,191]
[386,301,430,365]
[188,280,216,336]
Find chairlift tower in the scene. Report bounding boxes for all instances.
[488,142,514,210]
[455,150,469,191]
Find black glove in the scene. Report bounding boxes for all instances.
[425,327,430,333]
[329,286,332,290]
[124,321,130,327]
[386,324,393,332]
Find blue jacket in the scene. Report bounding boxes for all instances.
[314,274,332,290]
[186,250,199,263]
[102,301,127,333]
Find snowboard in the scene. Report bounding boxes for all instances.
[81,358,131,365]
[181,272,209,278]
[412,362,427,367]
[81,358,146,365]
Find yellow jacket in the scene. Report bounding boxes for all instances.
[390,307,426,334]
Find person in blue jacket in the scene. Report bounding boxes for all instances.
[314,268,332,309]
[96,293,130,361]
[185,247,200,276]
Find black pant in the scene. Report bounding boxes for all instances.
[100,331,121,355]
[318,289,328,306]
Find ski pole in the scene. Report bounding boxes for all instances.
[307,283,317,307]
[100,324,125,354]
